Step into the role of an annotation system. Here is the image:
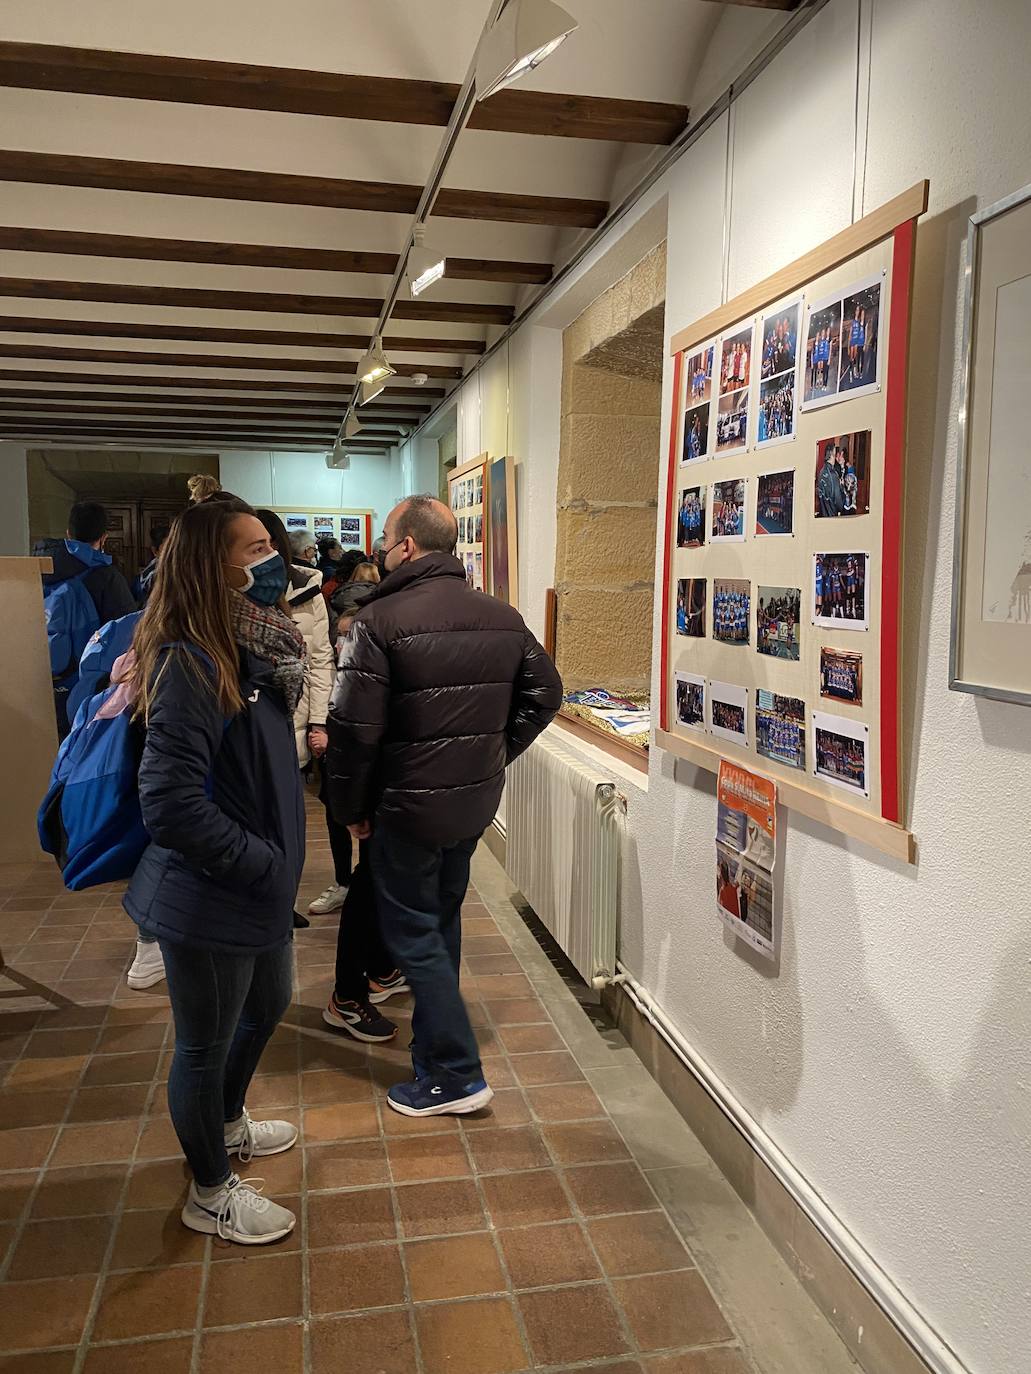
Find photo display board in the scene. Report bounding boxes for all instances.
[448,453,488,593]
[277,508,374,552]
[658,184,929,863]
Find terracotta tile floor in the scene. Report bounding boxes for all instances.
[0,802,818,1374]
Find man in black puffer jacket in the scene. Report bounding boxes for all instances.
[326,494,562,1117]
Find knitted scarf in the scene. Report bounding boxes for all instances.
[229,591,306,713]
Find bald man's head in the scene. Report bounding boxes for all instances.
[382,494,458,574]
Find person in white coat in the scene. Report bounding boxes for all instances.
[256,512,334,775]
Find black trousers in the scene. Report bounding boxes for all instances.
[333,841,395,1004]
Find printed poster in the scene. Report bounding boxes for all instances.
[715,760,777,960]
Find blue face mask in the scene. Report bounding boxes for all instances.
[236,550,288,606]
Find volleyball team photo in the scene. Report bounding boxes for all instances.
[814,551,868,628]
[713,578,750,645]
[815,429,871,518]
[755,469,794,536]
[676,577,707,637]
[711,477,746,541]
[677,486,705,548]
[756,585,801,661]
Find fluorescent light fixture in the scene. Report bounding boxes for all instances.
[344,411,362,439]
[359,376,387,404]
[475,0,578,101]
[356,334,395,386]
[407,226,446,297]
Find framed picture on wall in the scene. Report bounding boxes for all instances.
[489,455,519,607]
[950,182,1031,705]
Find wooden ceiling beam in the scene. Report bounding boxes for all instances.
[0,275,512,325]
[700,1,799,9]
[0,367,444,397]
[0,227,554,285]
[0,150,607,229]
[0,423,396,448]
[0,315,485,354]
[0,386,430,414]
[0,43,689,144]
[0,400,412,427]
[0,342,463,377]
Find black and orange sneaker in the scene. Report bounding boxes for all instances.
[322,994,397,1043]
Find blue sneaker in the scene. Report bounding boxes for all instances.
[387,1076,493,1118]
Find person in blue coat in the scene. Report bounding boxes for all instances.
[124,497,307,1245]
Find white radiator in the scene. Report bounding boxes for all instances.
[506,733,623,987]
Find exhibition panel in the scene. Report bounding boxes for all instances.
[658,183,928,860]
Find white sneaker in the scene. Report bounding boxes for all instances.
[181,1174,295,1245]
[308,883,347,915]
[126,939,165,990]
[224,1108,298,1163]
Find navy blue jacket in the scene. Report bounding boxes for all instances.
[124,647,305,953]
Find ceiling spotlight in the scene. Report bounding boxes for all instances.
[410,372,429,387]
[407,226,447,298]
[329,438,350,470]
[344,411,362,439]
[475,0,578,101]
[360,376,387,404]
[357,334,395,387]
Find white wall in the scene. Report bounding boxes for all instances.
[0,444,30,555]
[431,3,1031,1370]
[217,449,397,531]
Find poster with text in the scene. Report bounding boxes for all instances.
[715,760,777,959]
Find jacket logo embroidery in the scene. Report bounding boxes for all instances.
[247,689,260,703]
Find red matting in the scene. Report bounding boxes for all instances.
[879,219,915,823]
[364,513,374,552]
[659,350,684,734]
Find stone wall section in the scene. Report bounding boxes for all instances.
[555,244,666,694]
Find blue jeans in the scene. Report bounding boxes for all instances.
[160,939,293,1188]
[370,827,482,1084]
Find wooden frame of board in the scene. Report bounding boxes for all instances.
[657,182,929,865]
[447,453,489,594]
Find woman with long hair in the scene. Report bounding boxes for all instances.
[124,499,306,1244]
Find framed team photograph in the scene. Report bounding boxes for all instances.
[675,671,706,730]
[756,586,801,661]
[812,709,869,796]
[475,514,483,543]
[756,371,796,448]
[755,689,806,771]
[755,469,794,536]
[474,473,484,505]
[820,647,864,706]
[713,578,750,646]
[838,278,882,395]
[709,680,749,746]
[815,430,872,517]
[710,477,746,542]
[687,343,714,406]
[715,388,749,456]
[802,296,842,407]
[813,552,869,630]
[719,326,752,395]
[677,486,706,549]
[682,403,711,463]
[760,301,800,379]
[676,577,706,637]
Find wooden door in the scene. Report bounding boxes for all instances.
[140,501,183,563]
[102,504,140,583]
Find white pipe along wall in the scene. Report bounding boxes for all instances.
[399,2,1031,1371]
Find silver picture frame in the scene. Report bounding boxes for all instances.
[949,180,1031,706]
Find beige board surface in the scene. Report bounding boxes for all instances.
[667,238,893,823]
[0,558,58,866]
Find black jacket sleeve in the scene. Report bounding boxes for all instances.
[137,651,280,889]
[506,630,563,764]
[86,564,138,624]
[326,618,391,826]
